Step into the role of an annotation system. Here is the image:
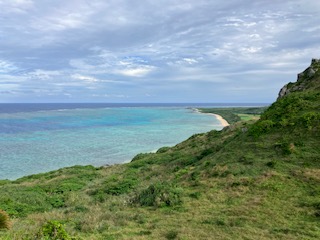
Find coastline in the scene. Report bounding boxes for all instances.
[210,113,229,127]
[194,108,229,127]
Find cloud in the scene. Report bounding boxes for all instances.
[71,74,98,83]
[0,60,19,73]
[69,50,156,78]
[26,69,62,80]
[116,67,155,77]
[0,0,320,102]
[0,0,34,14]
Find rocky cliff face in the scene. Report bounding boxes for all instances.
[277,58,320,100]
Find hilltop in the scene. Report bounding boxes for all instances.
[0,60,319,239]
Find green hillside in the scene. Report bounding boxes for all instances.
[0,60,319,239]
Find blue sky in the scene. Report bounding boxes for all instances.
[0,0,319,103]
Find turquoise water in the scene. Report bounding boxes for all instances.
[0,106,222,180]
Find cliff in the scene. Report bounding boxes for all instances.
[278,58,320,99]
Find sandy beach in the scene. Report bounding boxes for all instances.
[210,113,229,127]
[193,108,229,127]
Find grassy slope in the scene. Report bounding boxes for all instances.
[0,67,320,239]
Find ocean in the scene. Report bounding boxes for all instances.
[0,103,262,180]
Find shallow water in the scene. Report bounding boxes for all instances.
[0,104,223,180]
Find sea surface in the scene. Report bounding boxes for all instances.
[0,103,263,180]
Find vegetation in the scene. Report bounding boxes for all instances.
[0,210,10,230]
[0,61,319,239]
[36,220,72,240]
[198,107,267,124]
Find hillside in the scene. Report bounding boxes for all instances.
[0,60,319,239]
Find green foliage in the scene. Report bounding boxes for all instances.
[261,91,320,130]
[165,230,179,240]
[0,209,10,230]
[104,178,137,196]
[131,152,153,162]
[0,166,99,217]
[36,220,72,240]
[300,112,320,129]
[189,191,201,199]
[157,146,171,153]
[248,120,275,137]
[266,161,276,168]
[197,148,215,160]
[0,186,52,217]
[133,182,183,208]
[88,170,139,203]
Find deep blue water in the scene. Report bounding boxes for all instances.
[0,103,266,180]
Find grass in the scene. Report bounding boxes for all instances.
[237,113,260,121]
[0,63,319,239]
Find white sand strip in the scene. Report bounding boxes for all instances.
[210,113,229,127]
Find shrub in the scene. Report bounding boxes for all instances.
[274,142,295,155]
[189,191,201,199]
[266,161,276,168]
[131,153,152,162]
[0,209,11,230]
[300,112,320,129]
[88,176,138,202]
[133,182,182,208]
[165,230,179,240]
[157,146,171,153]
[249,120,275,137]
[197,148,214,160]
[104,178,137,195]
[36,220,72,240]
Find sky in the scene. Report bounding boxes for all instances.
[0,0,319,103]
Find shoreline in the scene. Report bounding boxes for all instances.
[193,108,229,127]
[210,113,229,127]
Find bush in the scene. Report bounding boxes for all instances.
[36,220,72,240]
[249,120,275,137]
[165,230,179,239]
[197,148,214,160]
[104,178,137,195]
[300,112,320,129]
[88,176,138,202]
[274,141,295,155]
[266,161,276,168]
[0,209,10,230]
[133,182,182,208]
[157,146,171,153]
[131,153,153,162]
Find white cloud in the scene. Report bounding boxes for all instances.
[69,50,156,78]
[71,74,98,83]
[0,0,33,14]
[116,67,155,77]
[183,58,198,64]
[30,11,88,32]
[0,60,18,73]
[26,69,62,80]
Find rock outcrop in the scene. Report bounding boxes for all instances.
[277,58,320,100]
